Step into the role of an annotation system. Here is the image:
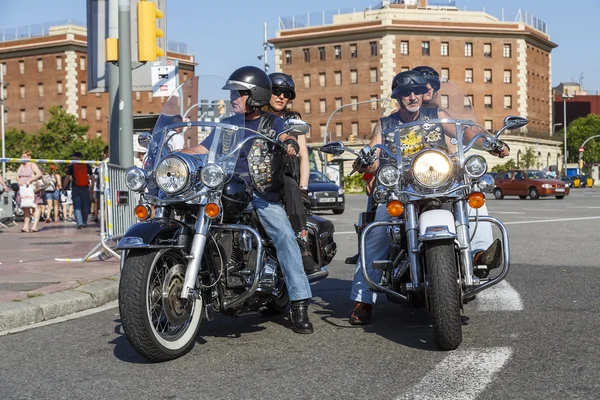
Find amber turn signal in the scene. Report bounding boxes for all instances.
[467,192,486,209]
[205,202,220,219]
[386,200,404,217]
[134,204,150,220]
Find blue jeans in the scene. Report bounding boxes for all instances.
[72,186,91,227]
[351,202,493,305]
[251,193,312,302]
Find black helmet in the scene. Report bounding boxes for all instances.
[412,66,441,91]
[222,66,272,108]
[391,70,428,99]
[221,175,252,220]
[269,72,296,100]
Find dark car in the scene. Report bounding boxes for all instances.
[306,171,345,214]
[559,175,577,188]
[493,169,570,200]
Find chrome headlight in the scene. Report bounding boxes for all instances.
[372,185,389,204]
[125,167,147,192]
[155,156,190,194]
[200,164,225,188]
[464,155,487,179]
[377,165,401,187]
[412,150,452,188]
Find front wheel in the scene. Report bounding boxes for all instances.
[424,240,462,350]
[493,188,504,200]
[529,187,540,200]
[119,249,203,362]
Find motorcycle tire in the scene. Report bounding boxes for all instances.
[261,285,290,315]
[119,249,203,362]
[424,239,463,350]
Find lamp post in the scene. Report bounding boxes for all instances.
[562,94,573,175]
[552,123,562,135]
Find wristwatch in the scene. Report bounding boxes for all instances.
[300,185,308,190]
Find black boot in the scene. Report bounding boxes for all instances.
[345,253,359,265]
[289,300,313,334]
[298,237,320,276]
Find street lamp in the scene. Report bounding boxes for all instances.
[552,123,562,134]
[562,94,574,175]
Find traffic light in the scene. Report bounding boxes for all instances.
[579,159,584,170]
[349,135,354,144]
[137,0,164,62]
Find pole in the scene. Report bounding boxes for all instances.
[0,63,5,178]
[563,97,568,175]
[108,0,120,165]
[263,22,269,72]
[118,0,134,167]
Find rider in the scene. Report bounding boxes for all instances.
[348,70,508,325]
[183,66,315,334]
[412,65,440,106]
[263,72,321,277]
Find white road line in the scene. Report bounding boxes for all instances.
[503,216,600,225]
[565,206,600,209]
[334,231,357,235]
[396,347,513,400]
[474,281,523,311]
[489,211,525,214]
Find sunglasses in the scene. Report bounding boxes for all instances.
[273,88,292,99]
[395,87,428,98]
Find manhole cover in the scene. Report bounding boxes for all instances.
[29,242,74,245]
[0,282,60,292]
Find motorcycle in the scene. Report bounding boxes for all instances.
[116,76,336,362]
[320,79,527,350]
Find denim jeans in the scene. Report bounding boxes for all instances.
[351,202,493,305]
[251,193,312,301]
[72,186,91,227]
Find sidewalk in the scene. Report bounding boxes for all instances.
[0,218,120,332]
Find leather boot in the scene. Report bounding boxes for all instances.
[289,300,314,334]
[297,237,320,275]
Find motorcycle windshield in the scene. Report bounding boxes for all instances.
[145,75,245,176]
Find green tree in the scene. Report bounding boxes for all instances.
[491,159,516,172]
[566,114,600,163]
[4,128,35,171]
[521,146,537,169]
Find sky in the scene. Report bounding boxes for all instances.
[1,0,599,99]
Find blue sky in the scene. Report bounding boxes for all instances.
[1,0,598,97]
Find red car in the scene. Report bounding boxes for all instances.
[493,169,570,200]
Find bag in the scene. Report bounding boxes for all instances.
[73,164,89,187]
[32,178,49,192]
[20,185,36,208]
[42,174,57,192]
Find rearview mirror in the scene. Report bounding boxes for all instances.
[502,116,529,131]
[137,132,151,148]
[320,141,345,156]
[283,119,309,136]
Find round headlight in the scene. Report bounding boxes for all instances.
[464,155,487,179]
[201,164,225,188]
[412,150,452,188]
[155,156,190,194]
[377,165,401,187]
[125,167,147,192]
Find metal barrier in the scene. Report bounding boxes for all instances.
[0,190,15,230]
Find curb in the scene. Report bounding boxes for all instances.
[0,274,120,332]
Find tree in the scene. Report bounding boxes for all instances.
[4,128,35,171]
[491,159,516,172]
[566,114,600,163]
[521,146,537,169]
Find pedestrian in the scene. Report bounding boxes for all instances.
[166,115,185,151]
[92,146,108,223]
[43,165,62,223]
[64,152,93,229]
[16,151,43,233]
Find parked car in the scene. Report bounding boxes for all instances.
[493,169,570,200]
[559,175,577,188]
[306,171,345,214]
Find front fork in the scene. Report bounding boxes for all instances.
[181,207,211,299]
[453,199,475,288]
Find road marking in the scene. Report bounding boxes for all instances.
[474,281,523,311]
[334,231,357,235]
[503,216,600,225]
[565,206,600,209]
[489,211,525,214]
[396,347,513,400]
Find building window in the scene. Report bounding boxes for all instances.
[19,85,25,99]
[370,41,378,56]
[80,57,86,71]
[350,69,358,84]
[56,57,62,70]
[484,95,492,108]
[421,41,430,56]
[303,74,310,89]
[441,68,449,80]
[400,41,409,55]
[303,48,310,62]
[464,95,473,108]
[484,120,493,131]
[484,43,492,57]
[96,108,101,121]
[504,95,512,109]
[441,95,449,109]
[319,99,326,114]
[334,45,342,60]
[350,43,357,58]
[2,85,6,99]
[320,124,326,138]
[37,58,43,72]
[351,96,358,111]
[285,50,292,65]
[465,69,473,83]
[335,122,343,137]
[38,83,44,97]
[1,62,5,75]
[370,120,377,134]
[38,108,44,122]
[351,122,358,137]
[304,100,311,115]
[80,82,87,95]
[503,44,512,58]
[318,47,326,61]
[370,95,378,110]
[81,107,87,119]
[465,42,473,57]
[504,70,512,83]
[334,97,342,109]
[319,73,326,87]
[441,42,449,56]
[135,91,141,101]
[19,61,25,75]
[370,68,378,83]
[484,69,492,83]
[96,130,102,138]
[20,109,26,123]
[148,92,153,102]
[57,81,63,95]
[3,109,7,124]
[334,71,342,86]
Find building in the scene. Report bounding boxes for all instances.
[270,0,557,144]
[0,22,196,142]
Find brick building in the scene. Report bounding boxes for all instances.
[270,0,557,144]
[0,23,195,142]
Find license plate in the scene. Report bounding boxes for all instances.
[319,198,336,203]
[555,188,565,192]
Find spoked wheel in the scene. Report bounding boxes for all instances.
[119,249,203,362]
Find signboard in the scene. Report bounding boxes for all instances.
[151,63,178,97]
[579,146,585,153]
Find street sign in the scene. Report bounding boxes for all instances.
[151,63,178,97]
[579,146,585,152]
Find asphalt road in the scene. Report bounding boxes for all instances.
[1,190,600,400]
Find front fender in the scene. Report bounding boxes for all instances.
[418,209,457,241]
[115,218,194,250]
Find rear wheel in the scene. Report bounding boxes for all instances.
[528,187,540,200]
[493,188,504,200]
[424,240,462,350]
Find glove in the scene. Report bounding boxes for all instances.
[491,140,510,158]
[353,146,375,169]
[282,138,299,156]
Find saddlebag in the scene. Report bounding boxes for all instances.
[306,214,337,266]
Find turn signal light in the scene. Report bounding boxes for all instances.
[467,192,485,209]
[134,204,150,220]
[205,202,220,219]
[386,200,404,217]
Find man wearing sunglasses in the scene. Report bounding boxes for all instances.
[347,69,509,325]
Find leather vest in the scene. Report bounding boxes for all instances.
[281,110,302,182]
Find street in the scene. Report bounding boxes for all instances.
[1,191,600,399]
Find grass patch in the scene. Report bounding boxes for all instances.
[103,276,118,281]
[26,292,44,298]
[12,299,22,302]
